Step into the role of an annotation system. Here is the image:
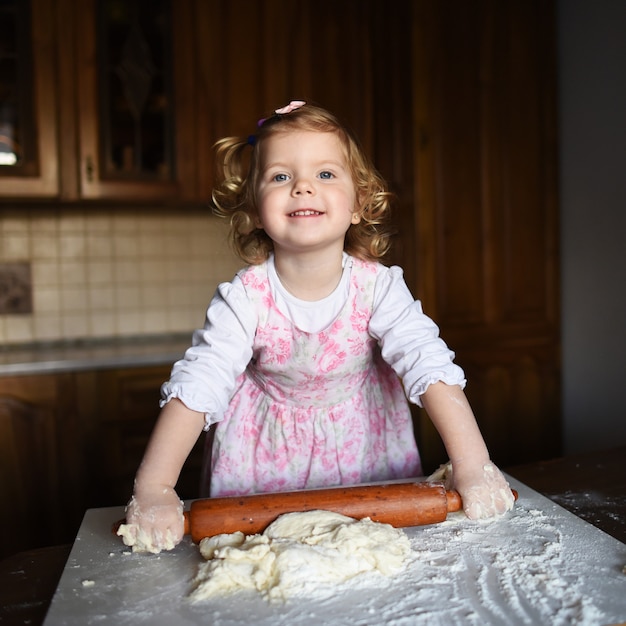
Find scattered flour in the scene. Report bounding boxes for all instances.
[189,510,411,603]
[365,506,609,626]
[188,503,612,626]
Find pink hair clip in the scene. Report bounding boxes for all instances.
[274,100,306,115]
[257,100,306,128]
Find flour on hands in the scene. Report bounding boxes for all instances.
[428,461,515,520]
[117,488,185,554]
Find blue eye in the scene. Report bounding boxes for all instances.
[319,171,334,179]
[273,173,289,182]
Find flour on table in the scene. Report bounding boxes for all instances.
[189,510,411,603]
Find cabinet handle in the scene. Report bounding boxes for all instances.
[85,156,94,183]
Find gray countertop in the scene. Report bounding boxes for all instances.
[0,334,191,376]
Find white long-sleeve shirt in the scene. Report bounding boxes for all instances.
[161,254,466,427]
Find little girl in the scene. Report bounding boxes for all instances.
[123,101,515,552]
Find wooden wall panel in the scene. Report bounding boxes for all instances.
[412,0,560,470]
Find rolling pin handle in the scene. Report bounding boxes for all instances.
[446,489,463,512]
[183,511,191,535]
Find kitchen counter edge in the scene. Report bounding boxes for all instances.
[0,334,191,376]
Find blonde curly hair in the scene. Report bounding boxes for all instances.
[212,103,394,265]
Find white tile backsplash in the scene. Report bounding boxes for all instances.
[89,312,116,338]
[2,234,29,259]
[33,287,62,313]
[5,315,34,342]
[32,259,60,285]
[32,233,60,258]
[1,215,29,234]
[0,208,241,345]
[86,260,114,284]
[33,313,63,340]
[59,234,87,258]
[59,260,87,285]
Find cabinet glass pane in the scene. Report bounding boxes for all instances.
[0,0,36,171]
[98,0,174,180]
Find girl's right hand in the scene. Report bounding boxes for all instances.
[452,460,515,520]
[117,485,185,553]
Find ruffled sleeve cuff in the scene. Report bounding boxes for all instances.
[159,384,220,431]
[405,369,467,408]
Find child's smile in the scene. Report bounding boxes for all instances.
[288,209,324,217]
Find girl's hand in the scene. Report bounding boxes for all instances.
[452,460,515,520]
[117,485,185,553]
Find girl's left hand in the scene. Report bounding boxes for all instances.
[452,460,516,520]
[118,486,185,553]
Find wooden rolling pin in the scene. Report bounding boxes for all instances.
[180,482,518,543]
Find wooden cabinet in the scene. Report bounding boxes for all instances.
[0,373,79,558]
[1,0,415,203]
[0,365,204,559]
[71,0,199,201]
[0,0,199,202]
[92,366,204,507]
[0,0,59,197]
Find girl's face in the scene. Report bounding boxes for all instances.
[255,131,361,257]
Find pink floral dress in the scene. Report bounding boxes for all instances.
[205,258,422,497]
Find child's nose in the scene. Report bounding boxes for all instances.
[292,177,314,195]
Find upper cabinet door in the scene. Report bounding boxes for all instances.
[74,0,197,201]
[0,0,59,197]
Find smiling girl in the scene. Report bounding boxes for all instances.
[121,101,515,553]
